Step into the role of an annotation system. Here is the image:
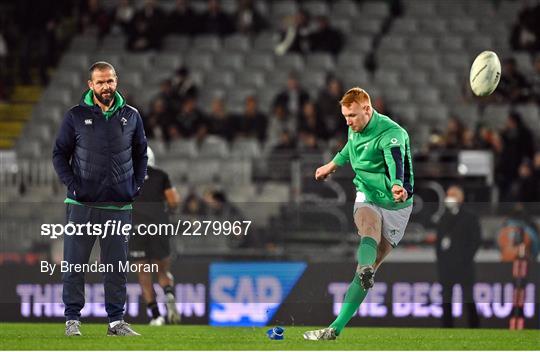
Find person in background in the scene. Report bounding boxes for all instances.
[309,16,344,56]
[434,185,481,328]
[232,95,267,142]
[234,0,267,34]
[130,147,181,326]
[273,71,310,117]
[200,0,234,36]
[496,58,530,103]
[168,0,200,36]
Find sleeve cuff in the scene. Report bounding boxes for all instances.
[392,180,403,187]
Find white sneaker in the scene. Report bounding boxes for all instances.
[303,327,337,341]
[166,293,181,324]
[149,316,166,326]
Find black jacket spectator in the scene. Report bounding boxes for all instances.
[112,0,135,35]
[297,101,327,140]
[497,58,531,103]
[168,0,200,36]
[309,16,344,56]
[234,0,267,34]
[172,66,199,102]
[173,96,208,138]
[200,0,234,36]
[510,2,540,52]
[232,96,267,142]
[207,97,233,140]
[127,0,166,51]
[273,72,310,116]
[317,75,344,137]
[510,161,539,202]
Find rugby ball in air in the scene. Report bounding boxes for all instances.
[469,51,501,96]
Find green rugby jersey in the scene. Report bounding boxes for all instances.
[333,109,414,210]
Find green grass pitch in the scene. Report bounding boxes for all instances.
[0,323,538,350]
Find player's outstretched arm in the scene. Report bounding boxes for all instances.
[315,161,338,181]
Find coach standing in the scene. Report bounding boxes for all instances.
[435,185,481,328]
[53,62,147,336]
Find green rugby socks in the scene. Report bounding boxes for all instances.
[330,236,378,335]
[330,275,368,335]
[357,236,378,266]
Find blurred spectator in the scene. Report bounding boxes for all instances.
[317,75,345,137]
[534,151,540,180]
[531,55,540,104]
[172,66,199,102]
[510,1,540,52]
[427,128,445,151]
[203,189,243,220]
[498,112,535,197]
[309,16,344,56]
[434,185,481,328]
[111,0,135,35]
[143,98,171,141]
[152,79,178,114]
[271,130,296,153]
[127,0,166,51]
[234,0,267,34]
[266,103,296,148]
[442,116,467,150]
[200,0,234,36]
[496,58,530,103]
[168,0,200,36]
[232,95,267,142]
[509,161,539,202]
[497,204,540,262]
[298,131,322,153]
[475,124,503,152]
[207,96,233,140]
[182,192,206,216]
[273,71,310,116]
[298,101,327,140]
[78,0,111,39]
[275,9,315,55]
[0,31,8,101]
[17,0,64,84]
[172,95,208,138]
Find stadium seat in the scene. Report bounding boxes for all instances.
[245,52,275,70]
[169,139,198,158]
[401,70,429,86]
[274,54,305,71]
[337,52,366,70]
[301,0,330,16]
[230,138,262,158]
[420,104,449,123]
[331,18,352,34]
[101,34,126,52]
[438,36,464,53]
[59,53,91,71]
[306,53,335,71]
[391,18,418,34]
[410,54,439,72]
[391,103,418,125]
[223,35,252,52]
[378,54,411,70]
[436,0,466,17]
[51,70,81,89]
[199,136,230,158]
[362,1,390,19]
[271,0,298,17]
[442,53,471,72]
[417,19,447,34]
[383,87,411,105]
[405,0,436,16]
[69,34,99,53]
[121,71,144,88]
[185,51,214,71]
[331,0,359,18]
[235,70,266,88]
[373,70,399,86]
[215,51,245,71]
[122,53,153,71]
[352,18,383,35]
[513,52,534,74]
[163,35,191,52]
[412,88,440,105]
[409,36,436,53]
[451,104,480,128]
[300,69,326,89]
[379,35,407,52]
[343,36,372,53]
[42,88,72,106]
[482,104,510,129]
[253,31,278,51]
[193,35,222,51]
[466,35,494,54]
[448,18,477,34]
[154,54,183,71]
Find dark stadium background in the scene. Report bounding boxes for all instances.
[0,0,539,329]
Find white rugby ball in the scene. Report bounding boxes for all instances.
[469,51,501,96]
